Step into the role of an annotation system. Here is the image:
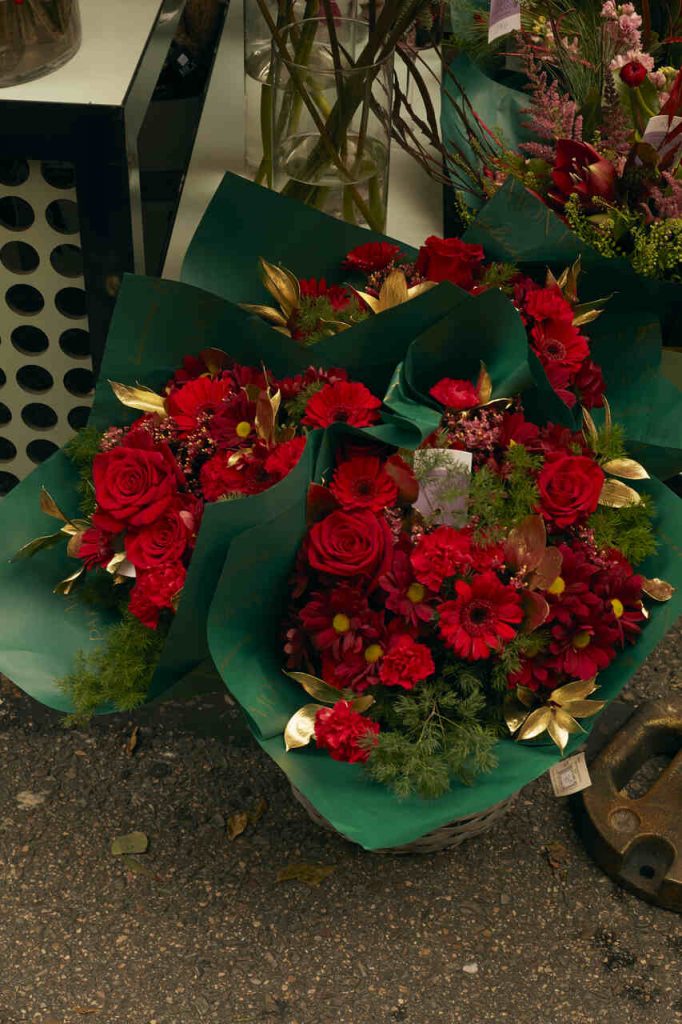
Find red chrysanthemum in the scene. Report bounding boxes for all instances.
[410,525,473,591]
[379,549,436,626]
[314,700,380,764]
[547,611,620,680]
[429,378,480,410]
[329,456,398,512]
[438,571,523,660]
[166,375,234,434]
[344,241,402,274]
[378,634,435,690]
[594,559,646,644]
[301,381,381,429]
[299,585,372,656]
[209,393,257,448]
[299,277,352,311]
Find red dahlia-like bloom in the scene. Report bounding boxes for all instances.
[166,375,233,434]
[378,634,435,690]
[429,377,480,410]
[299,277,352,311]
[411,525,473,591]
[314,700,380,764]
[438,571,523,660]
[344,241,401,274]
[329,456,398,512]
[301,381,381,429]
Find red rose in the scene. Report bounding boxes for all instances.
[549,140,617,212]
[415,236,485,290]
[429,377,480,410]
[329,456,398,512]
[537,453,604,528]
[307,509,393,580]
[301,381,381,429]
[125,501,192,570]
[314,700,380,764]
[128,561,187,629]
[92,431,181,529]
[344,241,402,274]
[620,61,647,87]
[263,436,306,482]
[378,634,435,690]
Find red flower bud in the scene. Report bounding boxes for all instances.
[619,61,647,88]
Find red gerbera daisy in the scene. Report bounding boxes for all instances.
[301,381,381,429]
[329,456,398,512]
[167,375,234,434]
[344,241,402,274]
[438,571,523,660]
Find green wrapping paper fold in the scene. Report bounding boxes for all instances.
[0,275,346,714]
[180,172,470,396]
[208,423,682,850]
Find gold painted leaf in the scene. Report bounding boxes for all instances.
[380,269,409,309]
[522,590,550,633]
[503,693,529,735]
[552,677,598,705]
[318,319,352,336]
[39,487,69,523]
[572,308,603,327]
[517,686,537,708]
[581,406,598,446]
[476,362,493,405]
[504,514,546,573]
[599,478,641,508]
[406,281,438,300]
[54,565,86,596]
[351,695,375,714]
[66,532,85,558]
[641,577,676,601]
[602,457,649,480]
[239,302,290,330]
[516,706,552,742]
[109,381,167,417]
[547,715,570,753]
[555,709,585,735]
[565,699,606,719]
[284,671,348,704]
[199,347,229,375]
[255,387,281,444]
[546,267,560,290]
[105,552,127,575]
[529,546,563,591]
[284,704,321,752]
[352,289,381,315]
[259,257,300,317]
[603,396,612,433]
[12,531,64,561]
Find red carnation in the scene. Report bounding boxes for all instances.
[537,453,604,528]
[411,525,473,591]
[429,377,480,410]
[415,236,485,290]
[299,277,352,311]
[263,436,306,483]
[314,700,380,764]
[329,456,398,512]
[438,571,523,660]
[378,634,435,690]
[307,509,394,581]
[620,61,647,87]
[166,375,233,434]
[344,241,401,274]
[128,561,187,629]
[574,358,605,409]
[301,381,381,429]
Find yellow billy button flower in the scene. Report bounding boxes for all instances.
[611,598,624,619]
[236,421,252,439]
[572,631,591,650]
[364,644,383,664]
[332,613,351,634]
[407,582,426,604]
[548,576,565,596]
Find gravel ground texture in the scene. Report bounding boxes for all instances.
[0,624,680,1024]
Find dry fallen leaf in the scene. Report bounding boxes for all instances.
[276,863,335,887]
[125,725,139,757]
[249,797,268,827]
[545,841,570,871]
[227,811,249,842]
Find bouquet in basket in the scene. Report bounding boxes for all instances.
[281,376,675,798]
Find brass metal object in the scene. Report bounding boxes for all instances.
[578,697,682,912]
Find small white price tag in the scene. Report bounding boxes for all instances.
[549,752,591,797]
[489,0,521,42]
[413,449,472,528]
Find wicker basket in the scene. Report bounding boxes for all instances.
[291,786,517,855]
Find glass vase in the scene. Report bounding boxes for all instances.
[0,0,81,88]
[270,16,394,231]
[244,1,357,179]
